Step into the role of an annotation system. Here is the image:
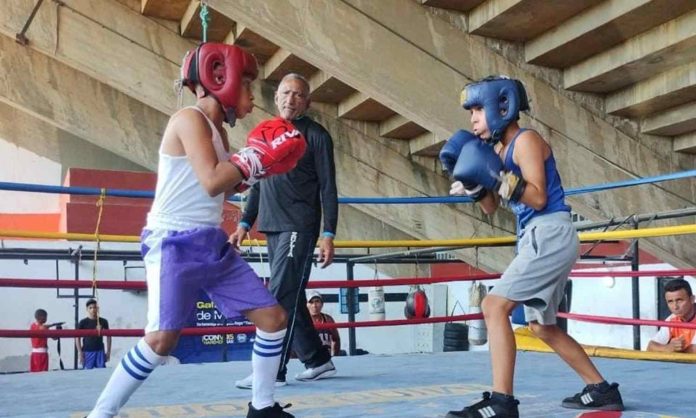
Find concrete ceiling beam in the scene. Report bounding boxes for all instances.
[641,101,696,136]
[263,48,319,82]
[0,33,165,169]
[342,0,695,197]
[307,70,356,104]
[564,9,696,93]
[468,0,601,42]
[140,0,189,21]
[0,101,146,173]
[380,115,428,140]
[207,0,465,141]
[525,0,696,68]
[674,132,696,154]
[419,0,484,12]
[338,91,396,122]
[227,25,279,65]
[606,62,696,118]
[409,132,443,157]
[0,0,194,115]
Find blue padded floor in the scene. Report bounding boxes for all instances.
[1,350,691,417]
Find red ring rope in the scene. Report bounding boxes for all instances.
[4,311,696,339]
[0,313,483,338]
[558,312,696,329]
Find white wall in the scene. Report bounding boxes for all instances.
[0,138,61,213]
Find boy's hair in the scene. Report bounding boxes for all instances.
[86,299,98,308]
[34,309,47,319]
[664,278,693,297]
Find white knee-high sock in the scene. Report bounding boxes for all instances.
[252,328,286,410]
[87,338,165,418]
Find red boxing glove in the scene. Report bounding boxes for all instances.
[230,117,307,192]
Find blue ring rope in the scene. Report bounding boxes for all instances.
[0,169,694,204]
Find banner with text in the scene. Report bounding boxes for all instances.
[170,291,254,364]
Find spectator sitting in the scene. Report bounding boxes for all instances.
[647,279,696,353]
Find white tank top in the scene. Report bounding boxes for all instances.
[146,106,231,231]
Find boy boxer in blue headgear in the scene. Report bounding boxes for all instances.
[439,76,624,418]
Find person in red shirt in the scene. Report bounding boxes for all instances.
[306,290,341,356]
[30,309,49,372]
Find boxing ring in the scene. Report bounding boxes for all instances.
[1,171,696,417]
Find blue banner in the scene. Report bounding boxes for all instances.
[170,291,254,364]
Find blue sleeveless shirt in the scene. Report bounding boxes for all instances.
[503,129,571,233]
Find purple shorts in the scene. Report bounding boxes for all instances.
[141,227,277,332]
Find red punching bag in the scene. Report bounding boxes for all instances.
[404,286,431,319]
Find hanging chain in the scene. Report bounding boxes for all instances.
[199,1,210,43]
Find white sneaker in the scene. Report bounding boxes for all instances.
[295,360,336,381]
[234,373,287,389]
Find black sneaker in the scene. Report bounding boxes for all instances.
[246,402,294,418]
[446,392,520,418]
[561,382,624,411]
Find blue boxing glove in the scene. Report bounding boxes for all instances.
[439,130,477,175]
[440,131,488,201]
[453,138,527,202]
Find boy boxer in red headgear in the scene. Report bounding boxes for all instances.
[440,76,624,418]
[85,43,303,418]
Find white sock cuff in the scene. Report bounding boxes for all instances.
[136,338,166,365]
[255,328,286,341]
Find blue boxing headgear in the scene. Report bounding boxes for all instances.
[460,76,529,144]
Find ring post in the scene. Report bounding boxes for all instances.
[347,260,357,356]
[73,247,81,370]
[630,216,641,351]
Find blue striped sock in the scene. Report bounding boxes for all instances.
[252,328,286,410]
[87,339,165,418]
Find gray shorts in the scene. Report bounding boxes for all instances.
[490,211,579,325]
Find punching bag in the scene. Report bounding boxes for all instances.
[468,281,487,345]
[368,286,386,320]
[404,286,431,319]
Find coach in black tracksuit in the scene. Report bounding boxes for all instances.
[233,73,339,383]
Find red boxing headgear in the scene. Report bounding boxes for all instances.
[180,43,259,126]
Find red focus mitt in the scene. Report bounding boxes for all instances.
[230,117,307,192]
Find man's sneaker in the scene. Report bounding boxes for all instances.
[445,392,519,418]
[561,382,624,411]
[246,402,294,418]
[294,359,336,381]
[235,374,287,389]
